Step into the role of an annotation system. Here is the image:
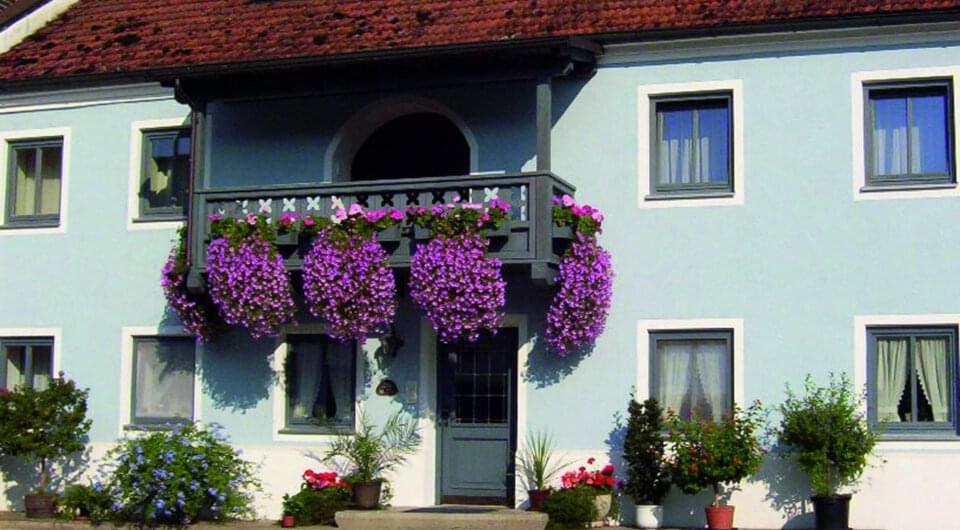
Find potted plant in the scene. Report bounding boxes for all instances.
[518,430,570,511]
[667,402,764,530]
[280,491,301,528]
[0,374,91,518]
[776,374,879,530]
[622,398,670,528]
[58,484,109,522]
[323,412,420,509]
[559,458,618,527]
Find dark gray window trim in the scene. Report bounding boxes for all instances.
[649,328,735,418]
[866,325,958,439]
[4,137,63,228]
[0,336,54,390]
[649,91,734,198]
[282,334,357,435]
[129,336,196,427]
[863,78,956,188]
[136,127,190,222]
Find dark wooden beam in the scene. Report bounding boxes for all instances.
[535,78,552,172]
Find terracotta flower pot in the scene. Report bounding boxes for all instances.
[24,493,57,519]
[527,489,551,511]
[705,505,735,530]
[351,479,383,510]
[280,514,295,528]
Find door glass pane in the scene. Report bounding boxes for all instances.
[31,345,53,391]
[4,345,26,389]
[38,146,61,216]
[286,338,353,427]
[872,96,909,176]
[134,338,195,421]
[13,148,37,216]
[698,106,730,184]
[911,93,949,175]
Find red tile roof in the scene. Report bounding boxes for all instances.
[1,0,959,84]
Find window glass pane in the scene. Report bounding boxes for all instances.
[39,146,61,216]
[286,338,354,428]
[876,337,909,422]
[4,345,26,389]
[698,106,730,184]
[915,336,951,422]
[655,336,731,421]
[656,108,695,185]
[142,131,190,212]
[911,93,950,175]
[872,96,909,176]
[134,338,195,421]
[13,148,37,216]
[31,344,52,391]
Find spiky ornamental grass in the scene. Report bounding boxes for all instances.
[161,227,219,341]
[546,196,613,356]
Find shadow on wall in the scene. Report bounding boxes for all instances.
[201,330,277,413]
[524,341,595,388]
[753,450,815,530]
[0,446,91,510]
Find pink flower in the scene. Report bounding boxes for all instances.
[587,457,595,465]
[303,217,316,227]
[208,212,223,222]
[462,203,482,210]
[333,208,348,222]
[246,213,258,225]
[389,209,404,221]
[591,211,603,222]
[348,203,364,216]
[561,194,575,207]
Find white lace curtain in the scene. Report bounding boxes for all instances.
[134,340,195,420]
[656,339,730,421]
[877,336,950,423]
[656,107,727,186]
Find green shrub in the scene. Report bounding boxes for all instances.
[282,486,350,526]
[776,374,879,496]
[58,484,111,521]
[542,486,598,528]
[96,423,260,525]
[622,397,670,505]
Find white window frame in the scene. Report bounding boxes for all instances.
[271,324,364,442]
[127,117,191,231]
[635,318,744,405]
[851,66,960,200]
[637,80,745,209]
[0,127,71,235]
[0,327,61,386]
[118,326,202,436]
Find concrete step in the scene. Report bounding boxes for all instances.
[335,505,548,530]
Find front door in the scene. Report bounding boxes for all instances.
[438,328,518,505]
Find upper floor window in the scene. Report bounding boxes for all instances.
[651,93,733,197]
[1,337,53,390]
[865,80,955,188]
[138,128,190,220]
[650,329,733,421]
[6,138,63,227]
[283,334,355,433]
[868,326,956,436]
[131,336,196,426]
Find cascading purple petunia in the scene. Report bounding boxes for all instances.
[161,229,218,342]
[546,195,613,356]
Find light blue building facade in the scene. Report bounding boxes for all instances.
[0,11,959,530]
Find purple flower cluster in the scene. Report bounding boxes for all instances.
[206,236,296,339]
[161,230,217,341]
[410,233,506,343]
[302,230,398,343]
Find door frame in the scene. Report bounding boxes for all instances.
[418,314,531,506]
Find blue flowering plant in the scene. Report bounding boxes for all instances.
[95,423,260,525]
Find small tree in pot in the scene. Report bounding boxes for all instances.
[776,374,879,530]
[323,411,420,509]
[622,398,670,528]
[0,374,91,518]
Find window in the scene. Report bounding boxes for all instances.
[868,326,957,435]
[0,337,54,390]
[131,337,195,426]
[865,80,954,187]
[284,335,355,433]
[651,93,733,196]
[138,128,190,219]
[650,330,733,421]
[5,138,63,227]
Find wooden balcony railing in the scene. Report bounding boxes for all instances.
[186,172,575,290]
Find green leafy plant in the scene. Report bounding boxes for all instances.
[667,401,765,507]
[0,374,91,495]
[282,487,349,526]
[58,484,111,521]
[323,411,421,483]
[622,397,670,505]
[519,431,570,491]
[542,485,599,529]
[776,374,880,496]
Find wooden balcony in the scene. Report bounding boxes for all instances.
[186,172,575,290]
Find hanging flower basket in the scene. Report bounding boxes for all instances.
[161,227,219,341]
[546,196,613,356]
[206,213,297,339]
[302,205,403,343]
[408,200,509,344]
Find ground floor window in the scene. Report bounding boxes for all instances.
[284,335,355,433]
[0,337,53,390]
[131,336,196,426]
[650,329,733,421]
[868,326,956,434]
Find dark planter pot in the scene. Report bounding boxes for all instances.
[351,480,383,510]
[527,489,551,511]
[704,505,734,530]
[812,494,852,530]
[24,493,57,519]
